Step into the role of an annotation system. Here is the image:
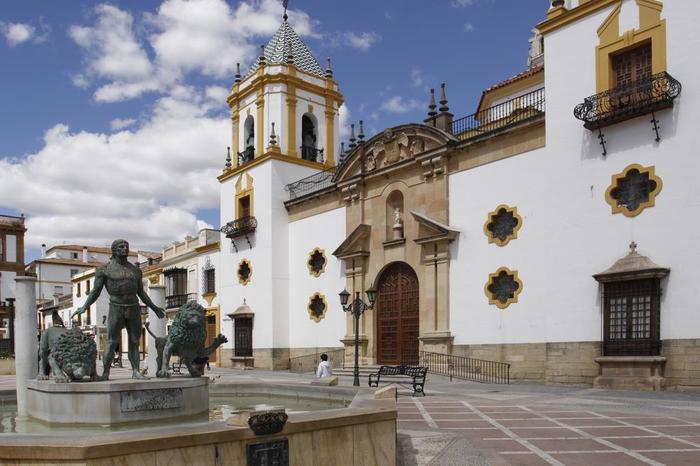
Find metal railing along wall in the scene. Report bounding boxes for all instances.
[289,348,345,373]
[165,293,197,310]
[419,351,510,384]
[285,166,337,200]
[451,87,545,141]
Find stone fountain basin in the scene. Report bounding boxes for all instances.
[1,382,397,466]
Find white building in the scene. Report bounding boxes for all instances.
[143,229,221,365]
[210,1,700,391]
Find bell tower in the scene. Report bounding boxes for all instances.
[224,12,343,170]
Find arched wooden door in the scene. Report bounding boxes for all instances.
[376,262,419,365]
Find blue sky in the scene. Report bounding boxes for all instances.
[0,0,548,259]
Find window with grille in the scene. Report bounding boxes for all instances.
[234,317,253,357]
[613,43,652,88]
[603,278,661,356]
[204,269,215,294]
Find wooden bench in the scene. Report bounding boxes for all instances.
[368,365,428,396]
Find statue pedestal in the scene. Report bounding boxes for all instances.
[26,377,208,425]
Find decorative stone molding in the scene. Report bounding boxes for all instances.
[307,292,328,323]
[484,267,523,309]
[307,247,327,277]
[605,164,662,217]
[484,204,522,246]
[420,155,445,179]
[237,259,252,285]
[341,183,360,204]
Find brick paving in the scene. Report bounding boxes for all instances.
[398,395,700,465]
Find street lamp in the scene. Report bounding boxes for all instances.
[339,286,376,386]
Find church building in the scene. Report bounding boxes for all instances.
[214,0,699,390]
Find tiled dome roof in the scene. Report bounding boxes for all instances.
[245,20,324,78]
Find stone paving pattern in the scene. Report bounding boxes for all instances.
[4,367,700,465]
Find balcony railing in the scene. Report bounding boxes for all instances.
[221,215,257,239]
[165,293,197,310]
[300,145,324,163]
[574,72,682,130]
[451,87,545,141]
[238,146,255,166]
[285,166,337,200]
[420,351,510,384]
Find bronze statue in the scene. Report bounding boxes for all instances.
[72,239,165,380]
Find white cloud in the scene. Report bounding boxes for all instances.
[411,68,423,88]
[0,88,229,251]
[332,32,380,51]
[379,96,421,114]
[339,104,351,141]
[69,0,319,103]
[464,23,475,32]
[110,118,137,131]
[451,0,475,7]
[2,22,35,46]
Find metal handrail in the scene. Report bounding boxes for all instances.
[165,293,197,310]
[300,145,324,163]
[238,146,255,166]
[451,87,545,141]
[574,71,681,130]
[289,348,345,373]
[420,351,510,384]
[285,166,337,200]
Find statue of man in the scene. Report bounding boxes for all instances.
[71,239,165,380]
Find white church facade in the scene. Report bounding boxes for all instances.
[210,0,700,390]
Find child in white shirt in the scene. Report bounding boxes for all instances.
[316,353,333,377]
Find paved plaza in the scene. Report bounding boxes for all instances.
[4,368,700,465]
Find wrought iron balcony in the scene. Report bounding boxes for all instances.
[574,72,682,131]
[238,146,255,166]
[165,293,197,310]
[451,87,545,141]
[300,145,324,163]
[221,215,257,239]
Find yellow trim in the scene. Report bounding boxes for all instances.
[477,69,544,115]
[227,73,344,111]
[256,93,264,157]
[287,87,298,159]
[325,107,335,166]
[484,267,523,310]
[595,0,666,93]
[538,0,619,35]
[307,292,328,323]
[237,258,252,286]
[605,163,662,217]
[483,205,523,247]
[235,173,254,219]
[307,247,328,277]
[194,242,220,254]
[203,292,216,307]
[218,151,329,183]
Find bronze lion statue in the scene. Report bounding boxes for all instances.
[151,301,227,378]
[37,326,97,383]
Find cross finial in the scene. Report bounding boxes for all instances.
[629,241,638,253]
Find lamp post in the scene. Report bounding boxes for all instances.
[339,287,376,387]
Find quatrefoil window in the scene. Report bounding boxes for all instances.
[307,292,328,323]
[484,267,523,309]
[605,164,662,217]
[307,247,327,277]
[237,259,252,286]
[484,205,522,246]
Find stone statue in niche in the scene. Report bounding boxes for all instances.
[392,207,404,240]
[365,153,376,171]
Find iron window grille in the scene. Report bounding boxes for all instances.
[204,269,215,294]
[234,317,253,357]
[602,278,661,356]
[238,146,255,166]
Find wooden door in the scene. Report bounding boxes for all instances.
[205,314,217,363]
[376,262,419,365]
[613,43,652,88]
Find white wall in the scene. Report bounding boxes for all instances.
[0,271,16,302]
[288,207,346,349]
[449,2,700,345]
